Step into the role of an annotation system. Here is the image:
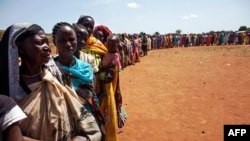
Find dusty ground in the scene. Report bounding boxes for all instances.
[118,45,250,141]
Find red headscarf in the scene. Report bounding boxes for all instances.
[93,25,112,45]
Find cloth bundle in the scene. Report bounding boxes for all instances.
[99,67,115,83]
[17,69,101,141]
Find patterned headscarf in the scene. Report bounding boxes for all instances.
[93,25,112,45]
[0,23,43,97]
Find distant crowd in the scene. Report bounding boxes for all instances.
[0,12,249,141]
[109,31,250,70]
[146,31,250,49]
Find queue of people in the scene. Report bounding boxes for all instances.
[1,12,248,141]
[0,14,138,141]
[0,22,102,141]
[148,31,250,49]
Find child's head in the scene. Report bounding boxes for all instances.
[107,34,119,52]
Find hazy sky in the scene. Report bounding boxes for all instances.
[0,0,249,34]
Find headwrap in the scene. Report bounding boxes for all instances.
[85,36,108,55]
[133,34,138,39]
[77,15,95,25]
[93,25,112,44]
[0,23,43,97]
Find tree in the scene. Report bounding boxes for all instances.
[246,28,250,32]
[175,29,181,35]
[209,31,215,34]
[140,31,144,35]
[238,26,247,31]
[154,31,160,35]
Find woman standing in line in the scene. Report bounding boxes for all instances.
[72,23,99,73]
[132,34,141,63]
[51,22,105,140]
[99,34,127,141]
[93,25,112,47]
[77,15,108,97]
[0,22,101,141]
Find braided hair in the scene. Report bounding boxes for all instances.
[52,22,74,45]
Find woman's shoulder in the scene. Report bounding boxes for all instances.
[75,56,92,67]
[79,52,95,60]
[0,95,16,109]
[0,95,27,131]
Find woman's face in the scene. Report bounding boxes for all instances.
[54,25,77,58]
[76,27,88,50]
[78,17,94,37]
[17,30,51,65]
[94,30,104,43]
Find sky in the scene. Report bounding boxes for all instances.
[0,0,250,35]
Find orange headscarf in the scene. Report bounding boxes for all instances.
[85,36,108,55]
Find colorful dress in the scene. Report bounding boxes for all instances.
[82,36,108,95]
[82,36,107,68]
[53,56,105,131]
[100,52,124,141]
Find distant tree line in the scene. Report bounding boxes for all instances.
[1,26,250,40]
[149,25,250,36]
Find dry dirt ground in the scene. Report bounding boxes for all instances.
[117,45,250,141]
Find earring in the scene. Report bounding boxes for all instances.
[18,57,21,66]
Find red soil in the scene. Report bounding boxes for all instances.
[118,45,250,141]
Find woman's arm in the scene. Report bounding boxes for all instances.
[3,123,24,141]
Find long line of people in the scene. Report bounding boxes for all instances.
[0,15,132,141]
[2,13,248,141]
[148,31,250,49]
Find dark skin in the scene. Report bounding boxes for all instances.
[17,30,51,85]
[93,30,104,43]
[101,35,119,69]
[77,17,95,38]
[15,30,49,141]
[53,25,89,141]
[107,35,119,53]
[3,123,25,141]
[53,25,77,67]
[74,26,88,58]
[76,27,88,50]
